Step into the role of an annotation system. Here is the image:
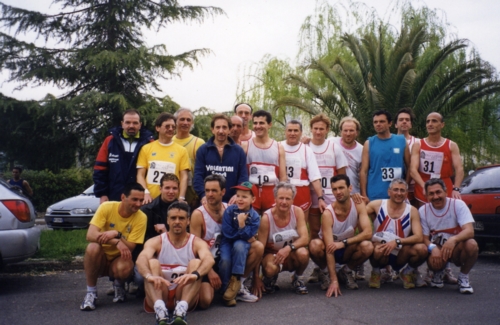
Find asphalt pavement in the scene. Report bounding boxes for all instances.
[1,255,500,325]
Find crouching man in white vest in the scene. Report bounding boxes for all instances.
[136,201,215,325]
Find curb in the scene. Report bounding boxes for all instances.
[2,256,84,273]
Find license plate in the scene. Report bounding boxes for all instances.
[52,217,64,223]
[473,221,484,231]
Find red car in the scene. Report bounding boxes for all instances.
[460,164,500,251]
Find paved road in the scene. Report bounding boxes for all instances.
[1,255,499,325]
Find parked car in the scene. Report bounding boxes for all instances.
[0,179,41,267]
[45,185,100,229]
[460,164,500,251]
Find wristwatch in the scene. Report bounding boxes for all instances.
[318,196,325,201]
[342,239,348,248]
[453,187,460,192]
[115,231,122,239]
[290,243,297,251]
[395,238,402,249]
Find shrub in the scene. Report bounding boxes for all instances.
[22,168,93,212]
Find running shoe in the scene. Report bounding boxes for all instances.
[292,274,308,294]
[113,284,126,303]
[423,268,433,285]
[223,276,241,301]
[338,265,358,289]
[171,302,188,325]
[400,266,415,289]
[80,291,97,311]
[308,267,320,283]
[262,274,279,294]
[414,268,427,288]
[458,276,474,294]
[369,271,381,289]
[430,270,444,288]
[128,281,139,294]
[236,285,258,302]
[444,267,458,284]
[318,270,331,291]
[154,306,169,325]
[355,264,366,280]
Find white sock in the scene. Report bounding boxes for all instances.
[458,272,468,279]
[86,286,97,293]
[175,300,188,315]
[154,300,168,317]
[240,277,246,288]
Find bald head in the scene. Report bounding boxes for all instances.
[426,112,445,135]
[234,103,252,126]
[230,115,243,140]
[427,112,444,122]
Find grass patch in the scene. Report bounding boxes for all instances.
[33,229,88,261]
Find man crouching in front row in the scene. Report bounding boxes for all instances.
[136,201,214,325]
[309,175,373,297]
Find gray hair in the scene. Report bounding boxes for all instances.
[174,108,195,131]
[286,119,303,132]
[424,178,447,193]
[273,182,297,199]
[389,178,408,190]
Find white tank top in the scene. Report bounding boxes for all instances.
[281,142,312,187]
[320,199,357,241]
[246,139,280,186]
[308,140,340,194]
[158,233,195,281]
[373,200,412,238]
[264,207,299,252]
[196,203,227,258]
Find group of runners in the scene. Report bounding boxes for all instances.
[82,104,479,325]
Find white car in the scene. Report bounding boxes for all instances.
[0,179,41,267]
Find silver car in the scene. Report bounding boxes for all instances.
[45,185,100,229]
[0,179,41,267]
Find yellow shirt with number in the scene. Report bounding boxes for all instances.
[89,201,147,260]
[137,140,190,198]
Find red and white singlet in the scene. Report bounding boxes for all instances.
[263,206,299,253]
[246,139,280,187]
[158,233,196,281]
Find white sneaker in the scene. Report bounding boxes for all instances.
[80,292,97,311]
[236,285,259,302]
[112,284,126,303]
[444,267,458,284]
[430,271,444,288]
[458,276,474,294]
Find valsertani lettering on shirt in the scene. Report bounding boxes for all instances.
[205,165,234,172]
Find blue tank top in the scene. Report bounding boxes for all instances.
[367,134,406,200]
[9,179,24,188]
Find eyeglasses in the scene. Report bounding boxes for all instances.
[163,125,176,129]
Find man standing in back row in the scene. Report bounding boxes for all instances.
[360,110,410,201]
[137,113,190,205]
[410,112,464,206]
[241,110,287,214]
[94,109,153,203]
[234,103,255,142]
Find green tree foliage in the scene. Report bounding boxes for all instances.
[238,0,500,164]
[0,0,224,169]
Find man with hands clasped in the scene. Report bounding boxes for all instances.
[136,201,215,325]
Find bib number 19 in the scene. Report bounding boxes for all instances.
[257,175,269,186]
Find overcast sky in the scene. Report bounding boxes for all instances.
[1,0,499,112]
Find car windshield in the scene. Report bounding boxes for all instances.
[82,185,95,196]
[461,166,500,194]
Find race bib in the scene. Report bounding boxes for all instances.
[249,164,277,186]
[147,161,176,185]
[381,167,402,182]
[431,232,452,246]
[285,157,303,185]
[209,233,222,258]
[161,265,187,282]
[419,150,444,177]
[372,231,400,256]
[272,229,299,250]
[319,167,335,194]
[333,226,355,242]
